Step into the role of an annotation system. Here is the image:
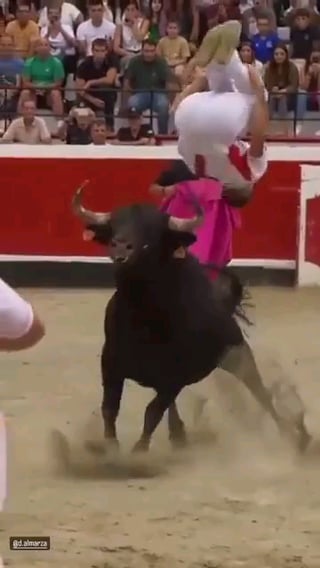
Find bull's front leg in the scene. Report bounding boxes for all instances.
[133,387,182,453]
[101,376,124,449]
[101,346,125,451]
[86,345,124,455]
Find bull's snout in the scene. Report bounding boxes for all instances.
[110,237,134,264]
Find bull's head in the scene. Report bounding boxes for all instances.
[72,180,203,267]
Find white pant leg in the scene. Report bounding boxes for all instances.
[175,91,253,149]
[225,51,253,94]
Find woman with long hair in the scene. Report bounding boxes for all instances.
[113,1,149,71]
[264,43,299,119]
[40,5,77,79]
[147,0,167,42]
[294,50,320,133]
[239,41,264,75]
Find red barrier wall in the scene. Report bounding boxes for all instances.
[0,144,318,264]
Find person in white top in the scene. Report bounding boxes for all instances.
[173,20,269,200]
[38,0,83,28]
[40,6,76,60]
[76,0,116,56]
[0,278,45,351]
[113,1,149,71]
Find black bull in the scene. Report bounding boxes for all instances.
[72,183,311,454]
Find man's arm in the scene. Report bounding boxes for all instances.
[0,279,45,351]
[38,118,51,144]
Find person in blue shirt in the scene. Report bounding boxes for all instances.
[0,34,24,119]
[251,16,279,64]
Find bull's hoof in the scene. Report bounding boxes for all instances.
[84,440,107,455]
[297,429,312,454]
[132,439,150,453]
[84,438,120,456]
[169,431,188,450]
[50,429,71,474]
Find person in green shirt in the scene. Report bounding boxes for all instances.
[125,39,173,134]
[18,37,65,117]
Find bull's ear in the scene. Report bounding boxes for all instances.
[85,224,112,246]
[166,229,197,249]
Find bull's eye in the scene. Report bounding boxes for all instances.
[143,244,149,250]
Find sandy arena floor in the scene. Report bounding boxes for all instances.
[2,286,320,568]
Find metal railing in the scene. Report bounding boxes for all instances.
[0,86,320,136]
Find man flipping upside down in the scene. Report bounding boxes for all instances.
[173,20,269,206]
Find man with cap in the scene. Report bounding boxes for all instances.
[115,107,155,146]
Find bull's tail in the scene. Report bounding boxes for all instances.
[203,263,254,328]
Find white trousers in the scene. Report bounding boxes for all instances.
[206,50,254,95]
[175,91,253,152]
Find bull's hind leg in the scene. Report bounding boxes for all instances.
[219,340,311,452]
[168,402,187,449]
[132,387,182,453]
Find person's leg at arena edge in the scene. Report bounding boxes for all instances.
[224,67,269,207]
[127,92,151,115]
[172,20,242,111]
[152,92,170,135]
[195,20,254,95]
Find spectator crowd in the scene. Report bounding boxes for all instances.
[0,0,320,144]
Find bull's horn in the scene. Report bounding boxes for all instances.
[72,180,111,225]
[168,214,203,232]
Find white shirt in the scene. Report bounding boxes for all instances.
[76,19,116,56]
[40,24,76,56]
[0,278,33,339]
[39,2,81,28]
[121,17,144,52]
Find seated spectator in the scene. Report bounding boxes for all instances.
[76,0,116,57]
[238,0,253,16]
[115,107,155,144]
[264,43,299,119]
[289,8,319,62]
[77,0,114,21]
[251,15,279,63]
[1,98,51,143]
[0,34,24,120]
[284,0,319,24]
[58,104,95,143]
[167,0,198,44]
[38,0,83,29]
[90,117,111,143]
[5,2,39,59]
[75,37,118,127]
[242,0,277,38]
[113,1,149,73]
[40,6,77,78]
[125,39,172,135]
[294,51,320,132]
[156,19,190,84]
[18,38,65,118]
[148,0,167,43]
[239,41,264,75]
